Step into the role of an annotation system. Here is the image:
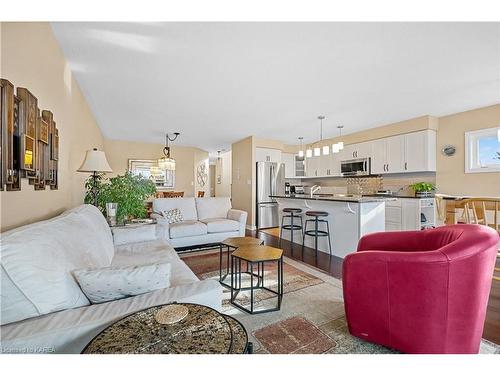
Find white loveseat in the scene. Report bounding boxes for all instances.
[0,204,222,354]
[151,197,248,248]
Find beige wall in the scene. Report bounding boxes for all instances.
[0,22,104,232]
[104,139,208,197]
[215,150,232,197]
[231,136,255,228]
[436,104,500,197]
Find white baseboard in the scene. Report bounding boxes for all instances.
[246,224,257,231]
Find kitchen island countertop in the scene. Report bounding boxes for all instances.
[270,194,397,203]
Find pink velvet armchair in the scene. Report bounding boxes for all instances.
[342,224,499,354]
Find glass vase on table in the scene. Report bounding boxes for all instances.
[106,202,118,226]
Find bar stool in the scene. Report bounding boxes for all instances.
[279,208,303,248]
[302,211,332,259]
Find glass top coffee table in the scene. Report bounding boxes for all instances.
[219,236,264,288]
[82,303,250,354]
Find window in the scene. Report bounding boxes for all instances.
[465,127,500,173]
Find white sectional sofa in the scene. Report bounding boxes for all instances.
[0,204,222,354]
[151,197,248,248]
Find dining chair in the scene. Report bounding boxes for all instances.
[156,191,184,198]
[460,198,500,282]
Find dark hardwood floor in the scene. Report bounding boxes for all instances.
[247,229,500,345]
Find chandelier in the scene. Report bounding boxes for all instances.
[158,132,180,171]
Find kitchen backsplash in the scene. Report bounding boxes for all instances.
[287,172,436,196]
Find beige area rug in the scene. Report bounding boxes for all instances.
[181,249,499,354]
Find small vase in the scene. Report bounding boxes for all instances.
[106,202,118,226]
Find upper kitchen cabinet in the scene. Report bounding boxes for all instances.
[404,130,436,172]
[371,135,405,174]
[282,152,306,178]
[341,141,372,160]
[282,152,295,178]
[256,147,282,163]
[371,130,436,174]
[306,155,321,177]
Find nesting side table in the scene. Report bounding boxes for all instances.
[219,236,264,288]
[230,245,284,314]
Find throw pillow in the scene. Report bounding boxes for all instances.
[73,263,171,304]
[162,208,184,224]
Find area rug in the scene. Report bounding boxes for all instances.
[181,249,500,354]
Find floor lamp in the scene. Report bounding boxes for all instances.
[77,148,113,206]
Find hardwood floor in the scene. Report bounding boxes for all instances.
[247,229,500,345]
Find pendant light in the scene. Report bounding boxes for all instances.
[332,125,344,153]
[158,132,180,171]
[311,115,327,156]
[337,125,344,150]
[298,137,305,158]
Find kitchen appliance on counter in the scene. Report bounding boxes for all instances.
[256,162,285,229]
[291,185,304,194]
[341,158,371,177]
[285,182,291,195]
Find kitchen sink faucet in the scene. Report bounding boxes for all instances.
[310,185,321,198]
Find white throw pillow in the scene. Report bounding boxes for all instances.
[112,224,157,246]
[161,208,184,224]
[73,263,171,304]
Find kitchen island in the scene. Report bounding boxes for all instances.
[270,194,393,259]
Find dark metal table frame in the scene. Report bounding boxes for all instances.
[219,240,264,288]
[230,254,284,314]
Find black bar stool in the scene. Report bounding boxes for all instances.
[302,211,332,259]
[279,208,303,248]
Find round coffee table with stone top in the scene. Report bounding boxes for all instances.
[82,303,250,354]
[219,236,264,288]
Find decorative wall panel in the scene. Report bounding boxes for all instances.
[0,78,59,191]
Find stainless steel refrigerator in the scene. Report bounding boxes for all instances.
[256,162,285,229]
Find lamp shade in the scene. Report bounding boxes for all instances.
[77,148,113,173]
[158,156,176,171]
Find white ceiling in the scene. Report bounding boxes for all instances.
[51,22,500,153]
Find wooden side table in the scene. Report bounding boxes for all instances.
[230,245,284,314]
[82,303,250,354]
[219,236,264,288]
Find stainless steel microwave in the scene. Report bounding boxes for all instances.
[340,158,371,177]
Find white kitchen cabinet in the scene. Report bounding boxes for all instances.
[404,130,436,172]
[385,198,435,231]
[370,138,388,174]
[282,153,295,179]
[306,155,322,177]
[256,147,282,163]
[326,151,341,176]
[371,135,404,174]
[341,141,372,160]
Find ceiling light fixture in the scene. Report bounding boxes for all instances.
[332,125,344,154]
[158,132,180,171]
[309,115,329,157]
[298,137,304,158]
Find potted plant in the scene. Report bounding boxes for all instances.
[410,182,435,198]
[85,172,156,224]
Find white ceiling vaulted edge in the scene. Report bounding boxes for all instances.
[51,22,500,153]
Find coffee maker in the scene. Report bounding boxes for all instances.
[285,182,291,195]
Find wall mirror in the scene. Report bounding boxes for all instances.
[128,159,175,188]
